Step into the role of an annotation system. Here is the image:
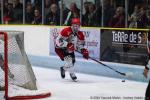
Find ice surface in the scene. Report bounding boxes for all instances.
[34,66,148,100]
[0,66,148,100]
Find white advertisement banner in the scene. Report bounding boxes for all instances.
[50,27,100,59]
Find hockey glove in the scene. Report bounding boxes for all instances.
[67,43,75,53]
[81,48,89,60]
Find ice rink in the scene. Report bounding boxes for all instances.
[0,65,148,100]
[34,66,147,100]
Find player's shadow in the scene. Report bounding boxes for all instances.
[62,78,106,84]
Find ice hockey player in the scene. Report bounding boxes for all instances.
[143,33,150,100]
[55,18,89,81]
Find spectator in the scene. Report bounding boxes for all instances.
[108,7,125,28]
[82,2,91,26]
[86,3,97,26]
[4,1,9,13]
[34,0,42,10]
[49,0,60,8]
[32,9,42,24]
[13,0,23,23]
[25,3,34,24]
[3,3,14,24]
[45,3,60,25]
[64,2,80,25]
[128,5,141,28]
[45,0,51,17]
[137,7,150,28]
[103,0,114,27]
[128,0,145,16]
[13,0,23,9]
[25,0,31,4]
[62,4,70,24]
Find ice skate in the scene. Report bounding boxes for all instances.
[70,73,77,81]
[60,67,65,79]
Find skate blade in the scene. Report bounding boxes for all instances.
[72,79,78,82]
[64,79,78,82]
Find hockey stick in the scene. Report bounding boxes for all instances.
[89,56,126,76]
[76,50,127,76]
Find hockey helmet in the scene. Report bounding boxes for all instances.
[71,18,80,25]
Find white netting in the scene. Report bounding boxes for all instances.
[0,31,50,99]
[0,36,5,89]
[0,31,37,95]
[8,84,50,97]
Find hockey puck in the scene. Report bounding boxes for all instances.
[122,80,125,82]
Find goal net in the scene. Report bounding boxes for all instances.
[0,31,51,99]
